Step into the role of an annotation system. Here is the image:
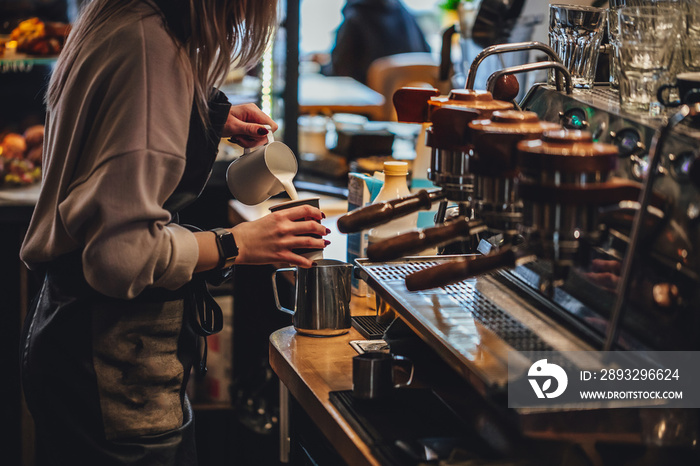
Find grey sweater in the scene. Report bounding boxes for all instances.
[21,2,199,299]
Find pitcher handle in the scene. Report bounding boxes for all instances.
[272,267,296,315]
[243,125,274,155]
[392,355,414,388]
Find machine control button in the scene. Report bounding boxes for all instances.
[670,151,700,185]
[559,108,589,130]
[610,128,645,157]
[631,155,649,180]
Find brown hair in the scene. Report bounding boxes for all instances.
[47,0,279,125]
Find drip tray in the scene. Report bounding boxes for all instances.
[356,257,551,351]
[351,315,390,339]
[354,256,572,392]
[329,389,496,465]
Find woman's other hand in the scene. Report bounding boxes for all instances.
[232,204,330,268]
[223,103,278,148]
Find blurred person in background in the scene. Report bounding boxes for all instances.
[317,0,432,84]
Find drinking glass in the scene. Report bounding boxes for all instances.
[611,1,683,90]
[549,4,607,89]
[617,5,682,113]
[608,0,645,88]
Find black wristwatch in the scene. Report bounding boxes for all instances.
[212,228,239,269]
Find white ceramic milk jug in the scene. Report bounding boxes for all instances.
[226,127,299,205]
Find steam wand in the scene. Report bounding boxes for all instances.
[485,61,573,97]
[465,42,563,91]
[603,104,700,351]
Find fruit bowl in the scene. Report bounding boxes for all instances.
[0,126,43,187]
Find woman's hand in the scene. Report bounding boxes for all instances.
[231,204,330,268]
[223,103,279,148]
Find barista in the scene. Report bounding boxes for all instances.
[18,0,328,464]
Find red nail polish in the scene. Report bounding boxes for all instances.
[257,127,269,135]
[325,228,331,234]
[321,212,326,219]
[324,240,331,246]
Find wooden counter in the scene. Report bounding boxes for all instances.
[269,325,381,466]
[232,193,384,463]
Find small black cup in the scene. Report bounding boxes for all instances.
[657,72,700,108]
[352,352,413,400]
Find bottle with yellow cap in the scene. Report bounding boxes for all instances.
[367,161,418,248]
[366,161,418,311]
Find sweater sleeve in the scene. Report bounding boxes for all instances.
[58,149,199,299]
[53,13,199,299]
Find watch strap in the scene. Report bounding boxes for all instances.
[212,228,238,269]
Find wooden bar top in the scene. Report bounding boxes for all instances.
[269,325,381,466]
[242,192,382,463]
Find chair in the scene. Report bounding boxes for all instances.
[366,52,446,121]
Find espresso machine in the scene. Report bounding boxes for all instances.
[336,41,700,462]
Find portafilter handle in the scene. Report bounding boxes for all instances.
[405,247,536,291]
[465,42,562,91]
[366,216,487,262]
[337,189,447,234]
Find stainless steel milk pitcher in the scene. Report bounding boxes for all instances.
[271,259,353,336]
